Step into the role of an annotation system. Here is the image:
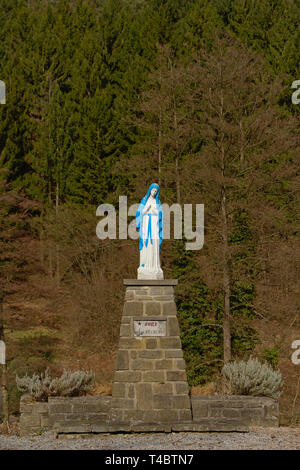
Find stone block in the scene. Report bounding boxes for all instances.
[125,290,134,301]
[146,338,157,349]
[155,296,174,301]
[138,350,163,359]
[153,383,173,395]
[116,350,129,370]
[149,287,164,295]
[159,410,179,423]
[114,371,142,382]
[85,413,110,424]
[175,382,189,395]
[153,395,174,409]
[175,359,186,370]
[142,370,165,382]
[162,302,177,315]
[142,410,161,422]
[164,287,174,295]
[67,404,86,414]
[131,358,154,370]
[124,280,178,286]
[127,384,135,399]
[209,408,223,417]
[93,397,111,410]
[178,409,192,421]
[61,413,87,421]
[145,302,161,316]
[119,338,144,349]
[166,370,187,381]
[134,290,148,296]
[34,402,49,413]
[48,403,72,414]
[120,324,130,337]
[259,417,279,427]
[123,302,143,316]
[154,359,173,370]
[130,350,137,359]
[223,408,242,418]
[240,408,264,423]
[159,337,181,349]
[136,383,153,410]
[167,317,180,336]
[209,401,226,408]
[110,408,123,423]
[121,316,131,324]
[264,400,279,417]
[20,402,33,413]
[122,410,145,421]
[174,395,190,409]
[79,400,111,413]
[224,400,244,408]
[171,420,248,432]
[112,382,126,397]
[192,402,208,419]
[111,398,135,409]
[174,395,191,410]
[20,413,41,427]
[165,350,183,358]
[40,416,49,428]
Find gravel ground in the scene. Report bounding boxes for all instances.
[0,427,299,450]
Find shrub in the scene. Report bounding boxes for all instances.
[16,368,95,402]
[260,347,279,368]
[222,358,282,399]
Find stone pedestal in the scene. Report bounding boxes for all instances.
[111,279,192,427]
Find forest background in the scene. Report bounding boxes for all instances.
[0,0,299,425]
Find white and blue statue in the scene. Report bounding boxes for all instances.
[136,183,164,280]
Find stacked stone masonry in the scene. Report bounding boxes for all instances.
[19,394,50,436]
[192,396,279,427]
[111,280,192,425]
[19,395,279,435]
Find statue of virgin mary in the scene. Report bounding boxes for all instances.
[136,183,163,280]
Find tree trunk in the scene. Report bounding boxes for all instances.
[40,228,45,267]
[55,182,60,288]
[0,364,9,423]
[49,242,53,278]
[175,156,181,204]
[221,188,231,364]
[158,111,162,186]
[239,119,245,170]
[173,108,181,204]
[0,292,9,422]
[219,66,231,364]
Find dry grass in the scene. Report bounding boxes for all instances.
[88,383,112,396]
[0,421,19,436]
[190,382,217,396]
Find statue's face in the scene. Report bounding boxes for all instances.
[151,188,158,197]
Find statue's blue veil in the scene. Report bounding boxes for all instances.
[136,183,163,251]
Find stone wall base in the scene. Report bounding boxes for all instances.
[19,395,279,436]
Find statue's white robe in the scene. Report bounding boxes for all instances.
[137,197,163,280]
